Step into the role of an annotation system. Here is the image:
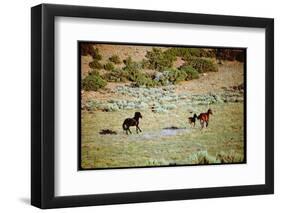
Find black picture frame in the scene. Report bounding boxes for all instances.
[31,3,274,209]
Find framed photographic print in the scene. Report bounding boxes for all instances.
[31,4,274,209]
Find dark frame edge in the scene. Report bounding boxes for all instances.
[31,4,43,208]
[265,18,274,194]
[31,4,55,209]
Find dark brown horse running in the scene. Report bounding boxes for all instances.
[188,114,197,127]
[122,112,142,135]
[197,109,213,129]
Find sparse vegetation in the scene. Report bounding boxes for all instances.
[109,55,121,64]
[104,62,115,71]
[89,59,103,69]
[103,69,128,82]
[165,47,201,60]
[90,47,102,60]
[184,57,218,73]
[145,48,177,71]
[179,65,200,80]
[81,43,102,59]
[216,49,245,62]
[82,71,107,91]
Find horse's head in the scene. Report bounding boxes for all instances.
[134,112,142,119]
[208,109,213,115]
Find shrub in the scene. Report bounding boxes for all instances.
[103,69,128,82]
[199,49,216,58]
[179,65,199,80]
[145,48,176,71]
[215,49,245,62]
[80,43,93,56]
[140,59,150,69]
[123,56,133,66]
[156,68,198,85]
[185,57,218,73]
[133,73,156,87]
[90,47,102,60]
[89,59,103,69]
[153,72,170,86]
[123,56,142,71]
[104,62,115,71]
[166,69,188,84]
[80,43,102,59]
[82,71,107,91]
[109,55,121,64]
[235,51,245,62]
[80,43,102,60]
[164,47,201,60]
[122,57,155,86]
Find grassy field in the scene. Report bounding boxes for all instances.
[81,102,245,169]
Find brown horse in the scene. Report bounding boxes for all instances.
[122,112,142,135]
[197,109,213,129]
[188,114,197,127]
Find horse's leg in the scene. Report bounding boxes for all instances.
[206,121,209,127]
[136,126,139,134]
[128,127,132,134]
[200,120,204,129]
[137,125,142,132]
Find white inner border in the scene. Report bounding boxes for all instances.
[55,17,265,196]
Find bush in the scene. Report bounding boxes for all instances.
[133,73,156,87]
[153,72,170,86]
[235,51,245,62]
[103,69,128,82]
[82,71,107,91]
[109,55,121,64]
[164,47,201,60]
[179,65,199,80]
[185,57,218,73]
[145,48,176,71]
[123,56,133,66]
[166,69,188,84]
[199,49,216,58]
[123,56,142,71]
[89,59,103,69]
[140,59,150,69]
[80,43,93,56]
[80,43,102,59]
[154,67,199,85]
[104,62,115,71]
[90,47,102,60]
[215,49,245,62]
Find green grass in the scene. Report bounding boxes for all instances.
[81,102,244,169]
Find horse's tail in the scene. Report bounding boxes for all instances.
[122,121,127,130]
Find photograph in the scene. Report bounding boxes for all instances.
[79,42,246,170]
